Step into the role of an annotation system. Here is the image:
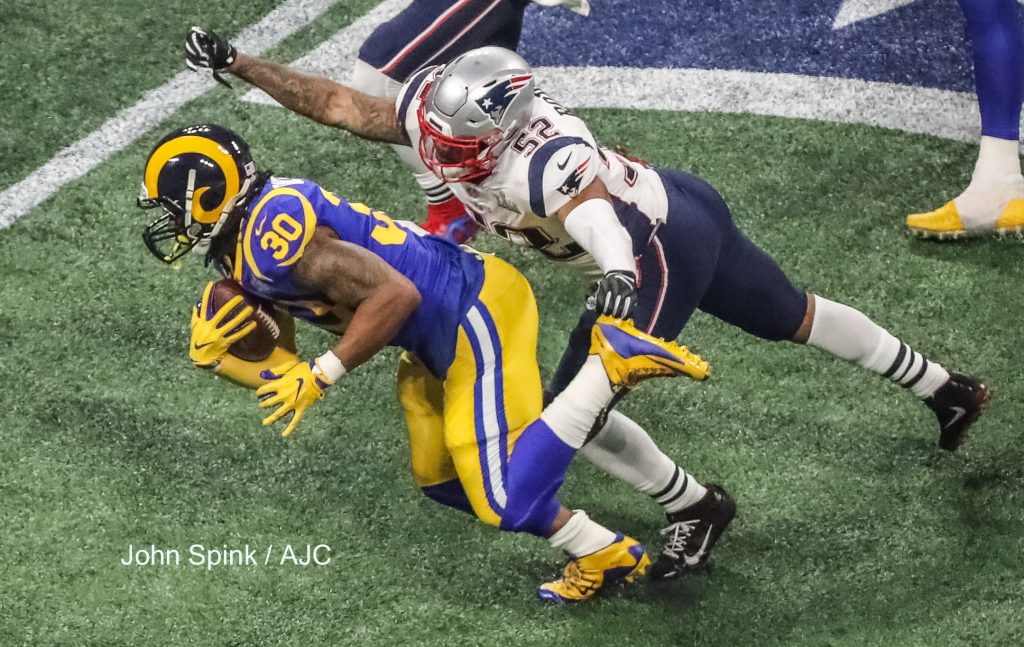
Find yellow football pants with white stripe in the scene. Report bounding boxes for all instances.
[397,254,542,526]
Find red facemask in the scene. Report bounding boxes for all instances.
[416,85,502,182]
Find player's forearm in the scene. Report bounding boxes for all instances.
[562,198,635,273]
[229,54,338,124]
[558,179,635,273]
[330,282,421,371]
[229,53,410,146]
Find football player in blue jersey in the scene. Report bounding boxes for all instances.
[183,35,993,580]
[187,0,588,244]
[907,0,1024,237]
[138,123,711,602]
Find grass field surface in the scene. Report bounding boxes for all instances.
[2,1,1022,645]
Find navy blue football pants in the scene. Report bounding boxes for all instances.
[546,169,809,400]
[358,0,531,82]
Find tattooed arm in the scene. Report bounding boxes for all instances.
[292,228,421,370]
[228,53,411,146]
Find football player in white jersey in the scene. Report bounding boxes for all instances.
[187,1,588,244]
[185,35,990,581]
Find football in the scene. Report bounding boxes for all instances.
[208,278,280,361]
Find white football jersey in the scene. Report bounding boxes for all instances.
[397,66,669,276]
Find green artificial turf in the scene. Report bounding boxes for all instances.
[2,2,1023,646]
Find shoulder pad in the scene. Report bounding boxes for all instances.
[526,137,597,217]
[241,185,319,282]
[396,65,441,126]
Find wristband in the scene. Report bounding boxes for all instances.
[313,350,347,384]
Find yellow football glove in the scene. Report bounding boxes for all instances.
[189,281,257,368]
[255,360,333,437]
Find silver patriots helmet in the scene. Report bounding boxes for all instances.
[416,47,535,182]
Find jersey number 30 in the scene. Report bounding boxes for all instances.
[260,213,303,260]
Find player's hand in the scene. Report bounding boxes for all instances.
[591,270,637,319]
[189,281,256,368]
[256,360,332,438]
[185,26,236,86]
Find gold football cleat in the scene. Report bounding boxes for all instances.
[907,198,1024,239]
[906,201,966,239]
[590,315,710,388]
[537,533,651,603]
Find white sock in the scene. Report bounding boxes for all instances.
[414,172,456,206]
[581,411,707,513]
[973,136,1022,181]
[547,510,617,557]
[806,296,950,399]
[541,355,615,449]
[954,136,1024,228]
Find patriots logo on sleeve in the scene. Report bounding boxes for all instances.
[556,157,589,198]
[475,75,532,125]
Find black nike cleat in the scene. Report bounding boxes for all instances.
[925,373,991,452]
[649,484,736,580]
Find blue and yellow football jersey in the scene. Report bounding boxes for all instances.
[231,176,485,378]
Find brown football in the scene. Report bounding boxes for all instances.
[208,278,280,362]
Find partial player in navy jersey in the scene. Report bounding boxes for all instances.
[137,123,712,602]
[185,37,990,580]
[907,0,1024,237]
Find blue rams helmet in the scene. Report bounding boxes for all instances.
[138,124,258,263]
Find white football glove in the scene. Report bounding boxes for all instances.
[532,0,591,17]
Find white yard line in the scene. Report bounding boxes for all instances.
[244,0,409,103]
[245,24,989,145]
[0,0,342,229]
[535,66,985,144]
[2,0,1000,230]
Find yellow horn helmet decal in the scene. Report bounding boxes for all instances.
[143,135,241,225]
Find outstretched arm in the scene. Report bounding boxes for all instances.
[228,54,411,146]
[184,27,410,145]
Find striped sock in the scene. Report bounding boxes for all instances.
[807,297,950,399]
[880,341,950,399]
[651,466,707,514]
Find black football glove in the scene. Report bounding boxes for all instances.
[591,270,638,319]
[185,26,236,87]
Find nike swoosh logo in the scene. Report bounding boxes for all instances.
[556,153,572,170]
[193,341,213,350]
[945,406,968,429]
[684,523,712,567]
[254,214,269,236]
[295,378,304,402]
